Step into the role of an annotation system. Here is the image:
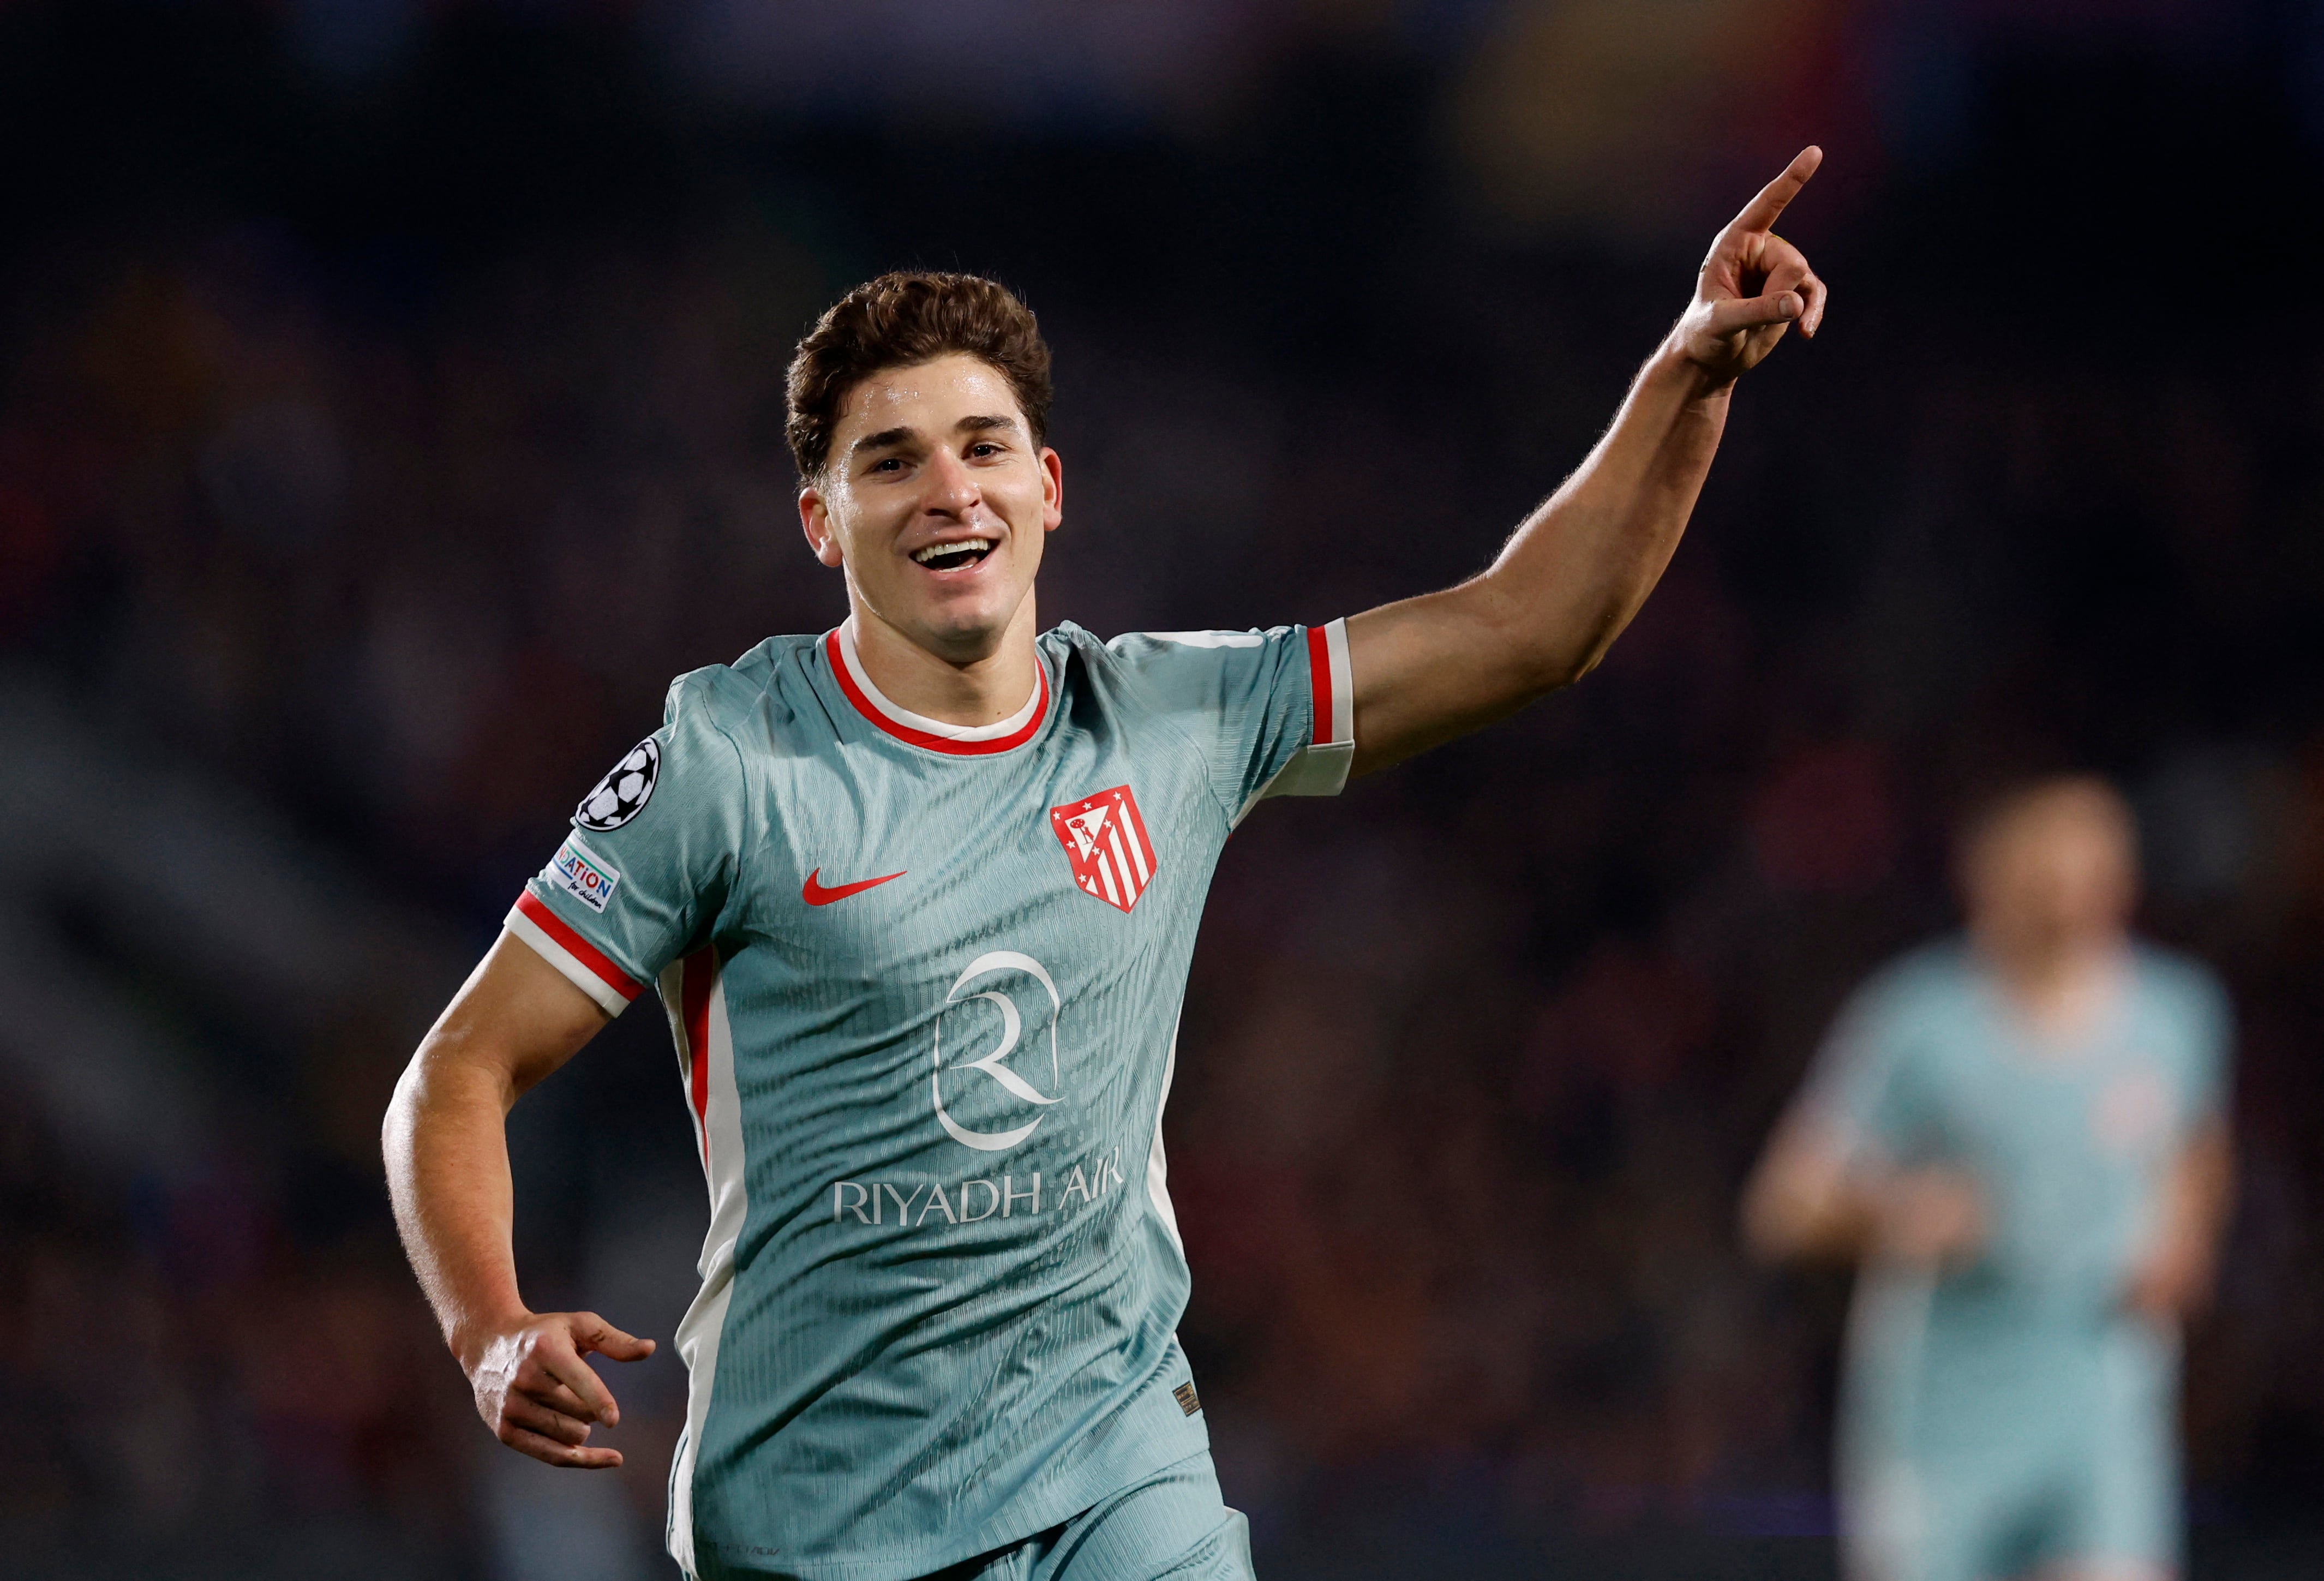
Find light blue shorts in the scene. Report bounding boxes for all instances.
[922,1451,1255,1581]
[1842,1299,2179,1581]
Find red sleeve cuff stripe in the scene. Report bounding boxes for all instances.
[513,892,643,1002]
[1307,618,1353,747]
[1307,625,1333,747]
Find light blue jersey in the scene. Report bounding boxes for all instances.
[1806,942,2231,1581]
[508,617,1353,1581]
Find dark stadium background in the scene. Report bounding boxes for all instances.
[4,2,2322,1577]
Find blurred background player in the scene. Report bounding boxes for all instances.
[1743,777,2234,1581]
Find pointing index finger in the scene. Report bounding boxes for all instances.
[1727,146,1823,236]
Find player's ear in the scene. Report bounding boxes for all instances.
[1039,447,1063,535]
[799,486,846,569]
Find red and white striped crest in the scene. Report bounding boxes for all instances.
[1049,784,1158,913]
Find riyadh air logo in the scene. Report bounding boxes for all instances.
[932,952,1062,1152]
[1050,785,1157,913]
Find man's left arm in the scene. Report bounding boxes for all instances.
[2127,1118,2236,1322]
[1346,147,1827,775]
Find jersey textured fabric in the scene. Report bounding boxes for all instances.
[1805,941,2230,1580]
[507,617,1354,1581]
[922,1449,1254,1581]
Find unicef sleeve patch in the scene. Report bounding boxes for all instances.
[576,738,660,831]
[549,834,622,913]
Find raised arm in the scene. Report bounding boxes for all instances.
[1346,148,1826,775]
[382,932,656,1469]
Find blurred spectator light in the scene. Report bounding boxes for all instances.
[288,0,420,86]
[1748,741,1897,896]
[198,397,349,555]
[2136,744,2286,903]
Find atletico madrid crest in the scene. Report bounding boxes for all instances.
[1050,784,1158,913]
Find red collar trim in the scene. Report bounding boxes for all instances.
[824,627,1050,757]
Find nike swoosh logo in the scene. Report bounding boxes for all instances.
[801,867,907,906]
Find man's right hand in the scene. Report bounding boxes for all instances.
[463,1310,658,1469]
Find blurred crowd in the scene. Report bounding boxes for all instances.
[5,2,2324,1577]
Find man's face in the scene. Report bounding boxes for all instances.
[1966,788,2138,955]
[799,354,1062,663]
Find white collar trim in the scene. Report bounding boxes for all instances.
[836,618,1044,742]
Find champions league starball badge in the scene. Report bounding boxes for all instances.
[575,737,660,831]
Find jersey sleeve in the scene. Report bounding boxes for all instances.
[505,675,752,1016]
[2172,961,2235,1133]
[1801,972,1931,1167]
[1104,619,1355,823]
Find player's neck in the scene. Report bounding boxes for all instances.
[1978,929,2128,1043]
[846,598,1043,728]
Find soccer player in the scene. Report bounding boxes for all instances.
[1744,777,2235,1581]
[384,149,1829,1580]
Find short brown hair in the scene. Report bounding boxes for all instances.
[784,271,1053,481]
[1955,773,2135,863]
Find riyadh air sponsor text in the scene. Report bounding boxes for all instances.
[832,1145,1128,1230]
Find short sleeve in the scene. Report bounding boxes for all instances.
[506,675,751,1015]
[1801,974,1929,1167]
[1104,619,1355,823]
[2172,962,2235,1132]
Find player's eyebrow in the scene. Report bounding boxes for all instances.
[850,425,918,459]
[849,414,1019,464]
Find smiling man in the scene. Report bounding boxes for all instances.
[385,149,1828,1581]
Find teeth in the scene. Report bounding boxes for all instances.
[913,538,993,565]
